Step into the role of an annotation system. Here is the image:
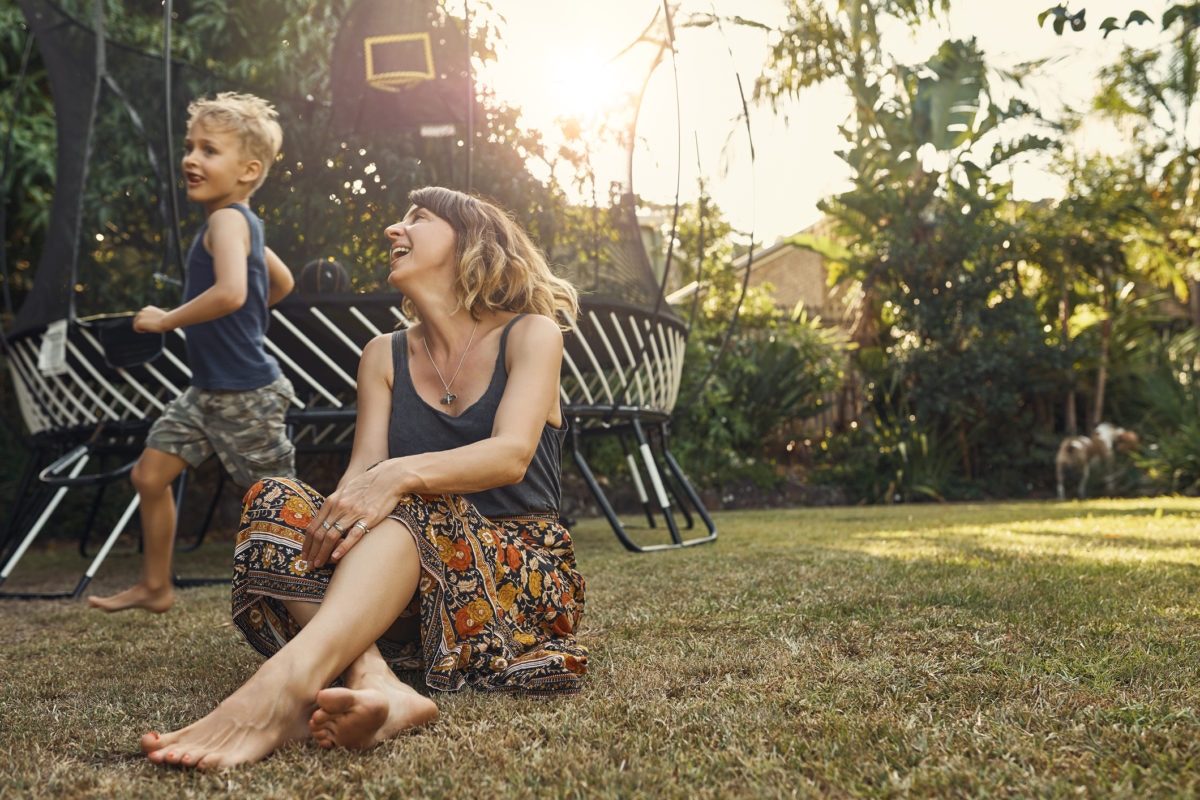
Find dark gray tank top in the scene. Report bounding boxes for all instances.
[387,315,566,518]
[183,203,281,390]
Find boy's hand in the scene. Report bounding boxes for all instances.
[133,305,169,333]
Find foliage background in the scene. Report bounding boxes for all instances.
[4,1,1200,520]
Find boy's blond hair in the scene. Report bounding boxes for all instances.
[186,92,283,193]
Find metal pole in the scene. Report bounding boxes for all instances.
[464,0,474,192]
[163,0,186,278]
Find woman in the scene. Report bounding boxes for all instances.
[142,186,587,769]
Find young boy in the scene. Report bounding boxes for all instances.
[88,92,296,613]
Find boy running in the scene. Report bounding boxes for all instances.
[89,92,296,613]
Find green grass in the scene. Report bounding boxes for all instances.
[2,498,1200,798]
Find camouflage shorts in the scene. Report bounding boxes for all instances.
[146,375,296,489]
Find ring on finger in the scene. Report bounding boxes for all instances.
[321,521,332,531]
[352,520,370,534]
[332,521,345,534]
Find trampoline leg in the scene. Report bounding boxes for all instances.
[171,467,232,586]
[644,424,696,530]
[570,425,643,552]
[0,448,45,562]
[71,494,140,599]
[661,431,716,538]
[631,418,682,545]
[0,450,91,589]
[78,471,113,558]
[664,469,697,530]
[177,467,226,552]
[620,436,656,528]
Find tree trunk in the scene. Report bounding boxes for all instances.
[1093,316,1111,427]
[959,424,971,480]
[1060,269,1077,434]
[1190,276,1200,328]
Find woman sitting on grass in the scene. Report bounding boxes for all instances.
[142,186,588,768]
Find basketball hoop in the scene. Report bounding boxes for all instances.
[363,33,434,92]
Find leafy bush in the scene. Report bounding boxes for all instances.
[1125,327,1200,495]
[807,394,970,505]
[670,300,844,490]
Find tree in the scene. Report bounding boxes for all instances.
[744,2,1059,493]
[668,198,844,489]
[1093,7,1200,323]
[1019,156,1155,431]
[1038,5,1156,37]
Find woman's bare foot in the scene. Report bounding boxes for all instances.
[141,663,314,769]
[88,583,173,613]
[309,674,438,750]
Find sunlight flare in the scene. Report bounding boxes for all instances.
[547,46,623,123]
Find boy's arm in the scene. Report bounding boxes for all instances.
[264,247,295,307]
[134,207,249,334]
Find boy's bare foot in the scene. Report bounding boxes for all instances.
[309,676,438,750]
[141,664,313,769]
[87,583,174,613]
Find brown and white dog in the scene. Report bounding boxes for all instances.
[1055,423,1140,500]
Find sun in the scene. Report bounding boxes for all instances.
[547,47,625,123]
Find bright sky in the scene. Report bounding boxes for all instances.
[479,1,1164,244]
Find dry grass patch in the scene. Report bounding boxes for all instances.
[1,498,1199,797]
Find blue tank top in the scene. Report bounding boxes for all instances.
[387,316,567,518]
[182,203,282,390]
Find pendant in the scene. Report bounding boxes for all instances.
[441,391,457,405]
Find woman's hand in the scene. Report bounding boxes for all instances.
[301,463,401,568]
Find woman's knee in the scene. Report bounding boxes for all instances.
[241,475,299,505]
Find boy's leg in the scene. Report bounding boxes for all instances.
[87,447,188,613]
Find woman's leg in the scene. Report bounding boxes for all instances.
[282,595,439,749]
[141,518,422,769]
[309,642,439,750]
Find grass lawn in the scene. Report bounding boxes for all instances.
[1,497,1199,798]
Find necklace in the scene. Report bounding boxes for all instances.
[422,320,479,405]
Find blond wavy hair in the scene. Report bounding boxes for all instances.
[403,187,579,328]
[186,92,283,193]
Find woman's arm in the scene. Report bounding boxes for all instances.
[340,333,395,486]
[301,332,394,566]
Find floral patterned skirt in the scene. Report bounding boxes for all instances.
[232,477,588,695]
